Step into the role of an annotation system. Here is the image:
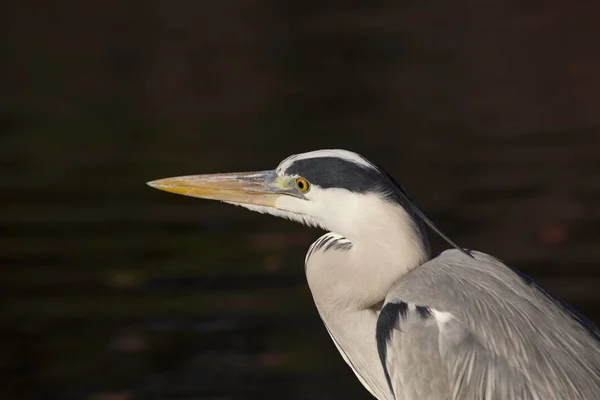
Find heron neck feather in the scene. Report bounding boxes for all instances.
[306,196,430,311]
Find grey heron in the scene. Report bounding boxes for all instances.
[148,149,600,399]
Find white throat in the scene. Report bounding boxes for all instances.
[305,192,430,311]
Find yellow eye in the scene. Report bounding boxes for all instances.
[295,177,310,193]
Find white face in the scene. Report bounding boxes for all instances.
[265,149,388,233]
[271,182,374,234]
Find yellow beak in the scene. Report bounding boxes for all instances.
[147,170,286,207]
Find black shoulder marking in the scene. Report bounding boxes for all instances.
[376,302,408,399]
[415,305,432,320]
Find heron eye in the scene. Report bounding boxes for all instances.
[295,177,310,193]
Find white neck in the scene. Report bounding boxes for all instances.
[306,193,431,311]
[304,195,429,400]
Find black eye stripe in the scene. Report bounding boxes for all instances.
[284,157,415,210]
[287,157,380,193]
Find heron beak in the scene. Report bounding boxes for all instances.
[147,170,286,207]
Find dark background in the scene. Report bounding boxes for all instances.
[2,1,600,399]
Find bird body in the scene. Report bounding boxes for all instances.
[377,250,600,400]
[148,149,600,399]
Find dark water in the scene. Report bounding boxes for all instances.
[2,1,600,399]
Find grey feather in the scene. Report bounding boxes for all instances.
[378,250,600,400]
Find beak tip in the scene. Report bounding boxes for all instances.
[147,180,163,189]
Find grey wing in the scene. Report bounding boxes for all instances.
[377,250,600,400]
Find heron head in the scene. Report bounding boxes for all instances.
[148,149,424,239]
